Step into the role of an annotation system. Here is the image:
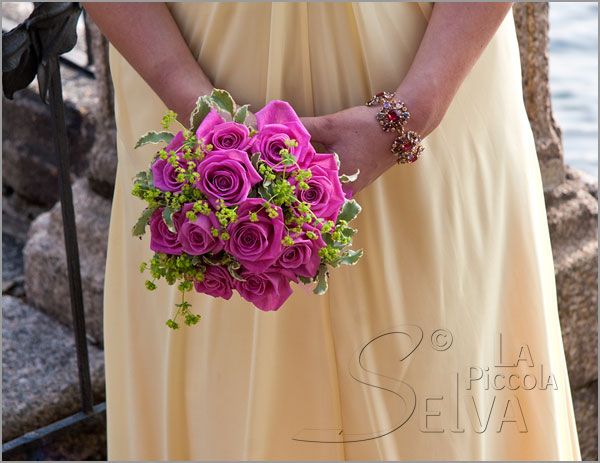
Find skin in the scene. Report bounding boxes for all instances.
[301,2,514,191]
[84,2,513,192]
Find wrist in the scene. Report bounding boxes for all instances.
[156,61,213,124]
[357,104,402,168]
[394,81,445,138]
[357,105,398,143]
[363,92,427,164]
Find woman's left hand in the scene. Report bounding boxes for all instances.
[300,101,437,194]
[300,2,514,194]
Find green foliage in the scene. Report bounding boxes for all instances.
[162,206,177,233]
[328,248,363,268]
[332,152,341,169]
[132,207,156,237]
[234,104,249,123]
[227,260,246,281]
[298,197,363,293]
[132,93,364,329]
[161,110,178,129]
[134,131,174,149]
[166,319,179,329]
[210,88,235,117]
[337,199,361,223]
[190,95,212,132]
[313,265,329,295]
[250,152,261,169]
[297,275,313,284]
[339,169,360,183]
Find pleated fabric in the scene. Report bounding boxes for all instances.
[104,2,581,460]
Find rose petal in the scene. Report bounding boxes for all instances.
[255,100,302,129]
[196,109,226,142]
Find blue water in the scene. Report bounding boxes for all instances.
[549,2,598,179]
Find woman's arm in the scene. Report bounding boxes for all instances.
[83,2,214,123]
[397,2,514,137]
[301,2,514,192]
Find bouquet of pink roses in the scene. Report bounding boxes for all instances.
[132,89,362,329]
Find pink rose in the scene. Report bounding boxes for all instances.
[175,203,223,255]
[274,225,326,280]
[149,208,183,255]
[152,131,188,192]
[252,101,315,170]
[196,149,262,208]
[295,153,345,222]
[234,268,293,311]
[209,122,251,151]
[193,265,233,300]
[225,198,285,273]
[195,109,225,142]
[195,109,251,152]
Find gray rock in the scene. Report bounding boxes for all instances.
[545,167,598,390]
[2,86,95,207]
[2,187,49,299]
[86,17,118,199]
[2,295,105,444]
[546,166,598,262]
[23,178,111,346]
[572,380,598,462]
[513,5,597,456]
[2,233,24,286]
[513,3,566,190]
[2,186,48,241]
[555,242,598,388]
[88,139,117,200]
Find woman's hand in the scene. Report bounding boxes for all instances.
[301,106,396,193]
[300,2,513,194]
[300,97,438,194]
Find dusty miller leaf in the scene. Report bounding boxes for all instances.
[202,254,228,266]
[313,265,329,295]
[330,249,363,268]
[210,88,235,117]
[233,104,249,123]
[339,169,360,183]
[190,95,212,132]
[162,206,177,234]
[332,152,341,169]
[257,184,271,201]
[134,131,174,149]
[132,207,155,237]
[297,275,314,285]
[322,232,345,250]
[227,262,246,282]
[250,152,261,169]
[342,227,356,240]
[337,199,361,224]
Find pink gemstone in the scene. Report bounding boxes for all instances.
[387,110,401,122]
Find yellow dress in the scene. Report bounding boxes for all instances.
[104,2,581,460]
